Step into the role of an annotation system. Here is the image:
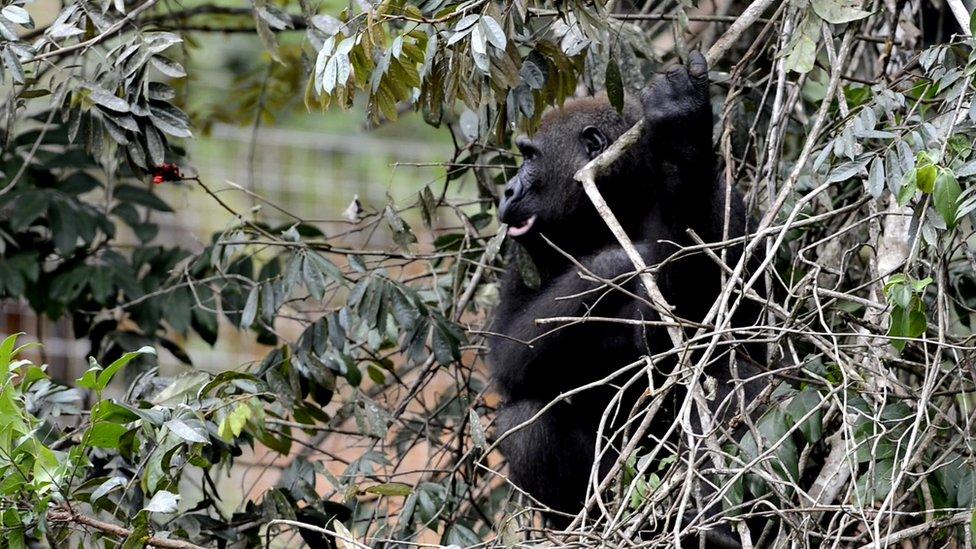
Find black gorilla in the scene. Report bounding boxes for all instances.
[488,52,765,540]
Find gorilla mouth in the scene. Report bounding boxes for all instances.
[507,215,537,237]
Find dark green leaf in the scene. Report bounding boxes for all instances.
[605,57,624,114]
[934,170,962,227]
[241,285,259,329]
[87,422,128,449]
[514,242,540,290]
[49,200,79,255]
[10,190,48,231]
[114,184,174,212]
[149,56,186,79]
[365,483,412,497]
[84,84,130,113]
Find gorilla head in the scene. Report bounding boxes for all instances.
[498,96,645,257]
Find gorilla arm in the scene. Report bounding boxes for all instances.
[490,244,658,397]
[642,51,714,173]
[640,52,720,224]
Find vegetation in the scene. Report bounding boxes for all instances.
[1,0,976,547]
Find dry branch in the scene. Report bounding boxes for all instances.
[47,509,207,549]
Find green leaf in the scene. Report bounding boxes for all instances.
[867,156,885,198]
[308,252,346,286]
[96,346,155,391]
[164,419,209,444]
[888,301,927,352]
[10,190,48,231]
[912,277,933,292]
[90,400,141,424]
[90,476,127,502]
[78,358,100,390]
[1,6,31,25]
[855,460,895,503]
[120,511,150,549]
[480,16,506,50]
[218,403,251,441]
[933,170,962,227]
[605,57,624,114]
[114,184,174,212]
[827,158,869,183]
[49,201,79,255]
[785,388,824,443]
[896,169,917,206]
[454,14,480,32]
[916,163,937,193]
[971,508,976,541]
[144,490,180,513]
[431,321,460,366]
[384,205,417,248]
[365,482,412,497]
[785,35,817,74]
[240,285,259,329]
[366,364,386,384]
[149,56,186,79]
[87,422,128,449]
[520,57,545,90]
[886,281,912,309]
[811,0,872,24]
[514,242,540,290]
[198,371,259,397]
[148,104,192,138]
[83,84,129,112]
[0,332,21,368]
[469,409,486,450]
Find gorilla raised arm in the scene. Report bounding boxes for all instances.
[488,52,765,541]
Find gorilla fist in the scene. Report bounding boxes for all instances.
[641,50,711,130]
[640,51,714,185]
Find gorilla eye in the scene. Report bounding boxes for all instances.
[516,137,539,160]
[581,126,607,159]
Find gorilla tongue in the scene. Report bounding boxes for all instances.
[508,215,537,237]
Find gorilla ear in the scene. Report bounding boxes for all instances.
[580,126,607,159]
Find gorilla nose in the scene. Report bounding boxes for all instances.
[503,176,523,202]
[499,176,523,221]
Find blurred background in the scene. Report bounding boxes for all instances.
[0,3,459,522]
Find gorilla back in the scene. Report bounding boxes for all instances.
[488,52,765,540]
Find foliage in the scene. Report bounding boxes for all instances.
[0,0,975,547]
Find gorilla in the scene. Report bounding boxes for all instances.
[488,52,766,543]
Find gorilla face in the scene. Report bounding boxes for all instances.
[498,96,640,241]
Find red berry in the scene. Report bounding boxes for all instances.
[151,163,182,183]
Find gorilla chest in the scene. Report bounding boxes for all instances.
[488,283,663,398]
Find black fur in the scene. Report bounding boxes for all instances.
[489,52,766,542]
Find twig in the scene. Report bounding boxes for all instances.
[47,509,207,549]
[706,0,780,64]
[266,519,371,549]
[947,0,972,36]
[856,511,971,548]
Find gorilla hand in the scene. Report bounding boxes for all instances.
[640,51,715,193]
[641,50,711,131]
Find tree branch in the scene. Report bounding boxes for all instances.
[47,509,207,549]
[947,0,972,36]
[857,511,971,548]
